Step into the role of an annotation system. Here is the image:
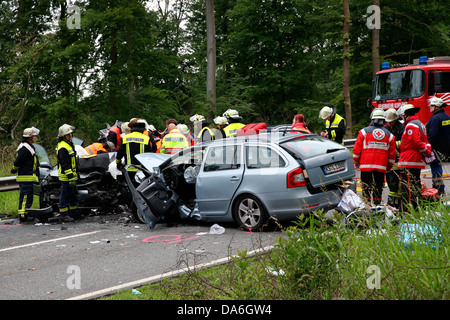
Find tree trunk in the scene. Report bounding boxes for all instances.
[205,0,216,112]
[343,0,352,138]
[371,0,380,79]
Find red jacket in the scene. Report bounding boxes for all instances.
[290,122,311,133]
[353,125,396,173]
[398,116,431,169]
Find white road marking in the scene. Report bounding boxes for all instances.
[0,231,101,253]
[67,245,275,300]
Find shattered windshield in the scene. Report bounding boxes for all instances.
[373,69,425,100]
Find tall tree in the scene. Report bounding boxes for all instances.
[343,0,352,138]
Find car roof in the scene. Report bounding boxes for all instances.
[202,131,314,146]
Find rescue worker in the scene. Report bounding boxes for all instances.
[223,109,245,137]
[190,114,214,143]
[148,124,163,153]
[56,124,79,222]
[121,121,131,137]
[10,127,40,222]
[84,138,115,155]
[319,105,346,144]
[398,104,433,211]
[213,116,228,140]
[160,123,189,154]
[353,110,396,206]
[384,108,404,208]
[116,119,156,166]
[177,124,196,146]
[290,114,311,134]
[107,120,123,149]
[425,97,450,195]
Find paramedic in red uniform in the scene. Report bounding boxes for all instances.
[353,109,396,205]
[397,104,433,211]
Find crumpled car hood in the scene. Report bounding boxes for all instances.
[135,153,170,173]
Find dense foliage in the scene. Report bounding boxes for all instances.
[1,0,449,151]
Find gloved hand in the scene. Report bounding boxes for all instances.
[10,168,17,174]
[68,177,77,186]
[423,151,436,164]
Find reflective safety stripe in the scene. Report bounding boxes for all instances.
[360,164,387,170]
[442,120,450,126]
[57,140,78,181]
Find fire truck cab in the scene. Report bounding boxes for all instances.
[370,56,450,124]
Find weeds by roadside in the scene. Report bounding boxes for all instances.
[102,201,449,300]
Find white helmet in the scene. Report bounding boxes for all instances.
[23,127,40,138]
[58,124,75,137]
[319,106,333,120]
[223,109,241,119]
[399,104,420,116]
[428,97,445,107]
[385,108,399,122]
[189,114,205,122]
[371,109,385,120]
[177,124,190,135]
[213,116,229,126]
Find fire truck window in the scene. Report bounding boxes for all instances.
[428,72,435,96]
[435,72,450,93]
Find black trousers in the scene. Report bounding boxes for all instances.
[360,171,385,205]
[386,169,401,208]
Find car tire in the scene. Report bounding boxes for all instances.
[233,194,268,231]
[130,201,146,224]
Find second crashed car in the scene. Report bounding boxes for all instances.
[126,132,356,231]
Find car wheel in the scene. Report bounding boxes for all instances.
[130,201,146,224]
[233,194,268,231]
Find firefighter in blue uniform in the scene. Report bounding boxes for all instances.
[11,127,40,222]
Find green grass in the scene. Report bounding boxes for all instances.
[102,202,449,300]
[0,158,39,217]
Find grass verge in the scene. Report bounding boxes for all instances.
[101,202,449,300]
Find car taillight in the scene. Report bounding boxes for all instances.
[287,167,306,188]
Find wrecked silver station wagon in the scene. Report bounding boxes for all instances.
[125,132,356,231]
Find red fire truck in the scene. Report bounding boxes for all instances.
[370,56,450,124]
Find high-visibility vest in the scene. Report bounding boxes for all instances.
[325,114,345,144]
[120,131,151,172]
[197,127,214,143]
[223,123,245,137]
[56,140,78,181]
[160,129,189,154]
[84,142,107,155]
[108,126,122,148]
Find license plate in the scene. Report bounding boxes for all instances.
[323,161,345,174]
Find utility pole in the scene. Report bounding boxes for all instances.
[343,0,352,138]
[205,0,216,112]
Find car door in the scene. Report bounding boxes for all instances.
[196,143,244,216]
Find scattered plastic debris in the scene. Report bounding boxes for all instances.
[209,224,225,235]
[265,267,285,276]
[398,223,441,249]
[132,288,141,295]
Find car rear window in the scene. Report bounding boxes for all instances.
[280,136,345,159]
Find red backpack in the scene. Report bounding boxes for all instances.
[236,123,268,136]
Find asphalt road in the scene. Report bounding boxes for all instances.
[1,163,449,301]
[0,214,282,300]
